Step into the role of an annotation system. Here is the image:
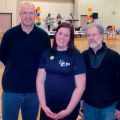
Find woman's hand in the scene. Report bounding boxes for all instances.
[43,106,56,119]
[114,109,120,119]
[54,109,70,120]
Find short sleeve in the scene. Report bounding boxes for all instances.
[73,50,86,75]
[38,49,49,68]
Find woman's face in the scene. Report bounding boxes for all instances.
[56,27,70,51]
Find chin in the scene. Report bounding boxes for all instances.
[25,23,34,26]
[89,44,98,49]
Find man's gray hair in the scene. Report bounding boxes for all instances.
[86,23,104,34]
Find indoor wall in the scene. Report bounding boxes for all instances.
[1,0,120,29]
[77,0,120,28]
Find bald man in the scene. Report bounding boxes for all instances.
[0,2,51,120]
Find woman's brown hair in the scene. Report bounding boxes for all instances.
[52,22,77,51]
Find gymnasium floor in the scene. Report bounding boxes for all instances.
[0,35,120,120]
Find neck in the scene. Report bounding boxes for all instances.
[21,24,34,34]
[93,44,103,54]
[57,47,67,51]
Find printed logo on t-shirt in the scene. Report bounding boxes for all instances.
[59,60,70,67]
[50,56,54,60]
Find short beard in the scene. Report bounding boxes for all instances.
[89,43,98,49]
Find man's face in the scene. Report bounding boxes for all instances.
[19,4,36,27]
[86,26,104,49]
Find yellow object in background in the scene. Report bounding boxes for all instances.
[0,29,3,40]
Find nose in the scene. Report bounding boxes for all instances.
[26,13,31,17]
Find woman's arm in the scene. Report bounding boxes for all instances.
[55,73,86,119]
[36,69,56,119]
[66,73,86,113]
[36,69,46,109]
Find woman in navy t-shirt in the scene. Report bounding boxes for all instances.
[36,22,86,120]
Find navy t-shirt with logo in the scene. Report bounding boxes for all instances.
[39,49,86,113]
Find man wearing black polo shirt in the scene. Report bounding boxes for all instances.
[82,23,120,120]
[0,2,51,120]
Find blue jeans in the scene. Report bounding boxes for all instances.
[83,101,118,120]
[2,92,39,120]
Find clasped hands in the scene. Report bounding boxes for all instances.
[43,106,70,120]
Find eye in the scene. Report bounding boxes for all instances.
[58,32,62,35]
[29,12,34,15]
[86,34,90,37]
[22,12,27,15]
[21,11,34,16]
[93,33,97,37]
[64,34,69,37]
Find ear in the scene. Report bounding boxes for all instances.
[101,34,104,41]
